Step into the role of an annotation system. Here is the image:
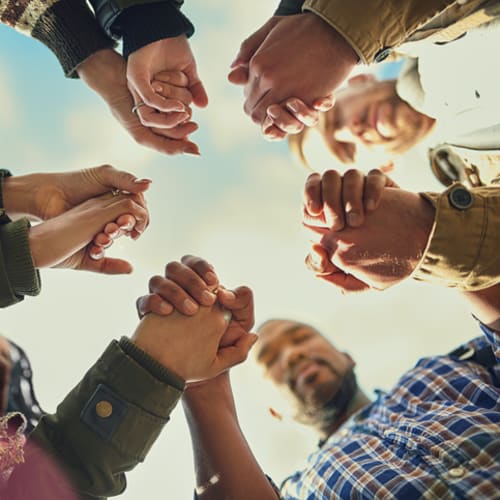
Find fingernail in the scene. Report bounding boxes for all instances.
[120,223,134,231]
[262,115,273,130]
[159,302,172,314]
[266,107,280,119]
[134,178,152,184]
[109,230,120,239]
[90,251,104,260]
[201,290,216,304]
[221,289,236,301]
[184,299,198,314]
[286,100,299,113]
[366,199,376,211]
[347,212,361,227]
[153,83,163,93]
[205,271,218,285]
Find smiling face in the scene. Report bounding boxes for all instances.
[256,319,357,428]
[290,75,435,170]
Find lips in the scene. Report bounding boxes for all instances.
[291,361,321,393]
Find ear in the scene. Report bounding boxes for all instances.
[347,73,377,87]
[343,352,356,368]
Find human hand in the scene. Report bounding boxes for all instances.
[303,169,399,231]
[77,49,199,155]
[136,255,255,349]
[229,13,357,128]
[304,188,435,291]
[262,96,334,141]
[127,36,208,116]
[28,192,149,274]
[3,165,151,230]
[132,300,256,383]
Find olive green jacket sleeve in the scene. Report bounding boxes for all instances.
[300,0,485,63]
[0,0,115,77]
[0,171,41,307]
[413,183,500,291]
[5,338,185,499]
[0,218,41,307]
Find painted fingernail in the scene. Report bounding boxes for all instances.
[90,250,104,260]
[184,299,198,314]
[347,212,361,227]
[120,222,134,231]
[134,178,152,184]
[205,271,218,285]
[262,115,273,130]
[202,290,216,303]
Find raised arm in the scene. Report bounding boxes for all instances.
[137,255,280,499]
[183,374,279,500]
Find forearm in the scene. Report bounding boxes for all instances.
[183,375,279,500]
[301,0,456,63]
[0,0,114,77]
[7,338,184,499]
[2,174,41,220]
[0,219,40,307]
[77,49,127,102]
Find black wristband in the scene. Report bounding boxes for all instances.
[0,169,12,224]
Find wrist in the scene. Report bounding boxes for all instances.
[77,49,126,101]
[131,314,185,378]
[182,373,232,408]
[2,174,40,220]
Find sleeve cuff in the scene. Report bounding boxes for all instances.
[412,184,500,291]
[119,336,185,391]
[30,0,115,78]
[302,0,455,63]
[0,219,41,300]
[275,0,305,16]
[115,3,195,58]
[29,340,183,497]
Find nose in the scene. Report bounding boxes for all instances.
[280,345,307,382]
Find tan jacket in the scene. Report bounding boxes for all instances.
[300,0,500,291]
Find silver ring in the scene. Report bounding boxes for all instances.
[111,188,120,197]
[132,102,146,114]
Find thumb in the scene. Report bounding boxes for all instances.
[184,65,208,108]
[95,165,152,195]
[230,20,277,68]
[215,333,258,372]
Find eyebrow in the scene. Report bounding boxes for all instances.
[257,325,306,362]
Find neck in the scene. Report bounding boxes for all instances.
[317,388,371,441]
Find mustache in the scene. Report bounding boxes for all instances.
[285,356,337,391]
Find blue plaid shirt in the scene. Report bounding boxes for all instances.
[280,324,500,499]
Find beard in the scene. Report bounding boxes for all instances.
[292,365,358,430]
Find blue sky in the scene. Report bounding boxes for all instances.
[0,3,476,498]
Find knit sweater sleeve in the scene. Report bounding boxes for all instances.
[0,0,114,77]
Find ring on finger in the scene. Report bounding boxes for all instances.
[132,102,146,114]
